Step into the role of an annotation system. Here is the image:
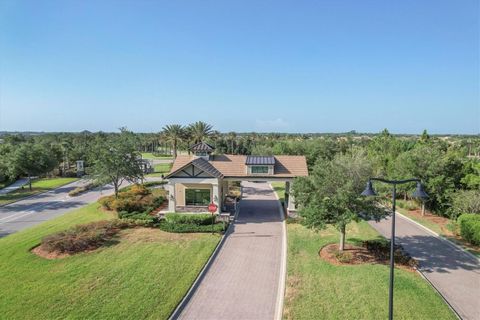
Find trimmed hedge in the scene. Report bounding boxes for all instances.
[165,213,214,226]
[159,222,226,233]
[458,214,480,245]
[118,211,158,226]
[160,213,226,233]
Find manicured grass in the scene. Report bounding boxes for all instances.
[141,152,173,160]
[396,206,445,235]
[146,163,172,177]
[395,201,480,257]
[0,203,220,319]
[0,177,78,206]
[284,221,456,320]
[271,182,286,202]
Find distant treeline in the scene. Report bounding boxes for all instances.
[1,125,479,218]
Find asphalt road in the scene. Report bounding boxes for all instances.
[369,213,480,320]
[0,178,161,238]
[176,182,285,320]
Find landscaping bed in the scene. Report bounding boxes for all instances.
[319,240,418,271]
[283,221,456,320]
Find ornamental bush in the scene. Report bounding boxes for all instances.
[458,214,480,245]
[159,221,226,233]
[165,213,214,225]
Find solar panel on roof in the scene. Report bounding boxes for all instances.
[245,156,275,165]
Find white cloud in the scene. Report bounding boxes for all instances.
[255,118,291,132]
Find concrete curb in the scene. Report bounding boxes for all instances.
[415,268,462,320]
[396,211,479,262]
[270,183,287,320]
[168,205,238,320]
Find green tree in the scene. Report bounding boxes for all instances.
[187,121,213,145]
[293,149,384,251]
[162,124,185,158]
[461,161,480,189]
[450,190,480,217]
[89,128,144,198]
[8,143,59,190]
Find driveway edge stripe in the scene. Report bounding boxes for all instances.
[168,205,237,320]
[270,184,287,320]
[396,212,479,262]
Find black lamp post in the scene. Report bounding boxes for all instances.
[361,178,428,320]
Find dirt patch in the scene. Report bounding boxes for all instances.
[319,243,417,272]
[31,227,203,260]
[283,275,302,320]
[406,209,454,236]
[31,245,96,260]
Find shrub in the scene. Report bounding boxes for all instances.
[143,181,167,188]
[363,239,417,267]
[68,183,95,197]
[159,221,226,233]
[98,185,164,213]
[118,211,158,226]
[129,184,150,196]
[40,220,134,254]
[458,214,480,245]
[165,213,214,225]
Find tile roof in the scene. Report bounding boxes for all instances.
[191,157,224,178]
[245,155,275,165]
[190,142,215,152]
[168,154,308,178]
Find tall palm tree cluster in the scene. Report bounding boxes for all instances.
[161,121,214,158]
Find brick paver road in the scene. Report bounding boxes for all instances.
[176,182,285,320]
[370,214,480,320]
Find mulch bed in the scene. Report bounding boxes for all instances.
[319,243,417,272]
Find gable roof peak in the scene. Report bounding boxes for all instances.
[190,141,215,152]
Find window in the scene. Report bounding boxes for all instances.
[185,189,211,206]
[251,165,269,174]
[195,152,207,157]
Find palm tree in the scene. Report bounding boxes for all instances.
[227,132,237,154]
[187,121,213,144]
[162,124,185,158]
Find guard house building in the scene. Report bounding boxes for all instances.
[165,142,308,214]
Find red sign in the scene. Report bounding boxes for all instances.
[208,202,218,213]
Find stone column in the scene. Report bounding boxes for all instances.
[286,181,296,212]
[167,182,176,212]
[212,183,221,214]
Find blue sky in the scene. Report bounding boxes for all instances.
[0,0,478,134]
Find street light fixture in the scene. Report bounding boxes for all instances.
[361,178,428,320]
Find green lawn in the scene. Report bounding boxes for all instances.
[0,203,220,319]
[0,177,78,206]
[396,206,445,235]
[271,181,286,202]
[284,221,456,320]
[141,152,173,160]
[146,163,172,177]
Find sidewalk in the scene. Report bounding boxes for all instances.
[0,179,29,195]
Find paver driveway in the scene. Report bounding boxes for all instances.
[370,214,480,320]
[176,181,286,320]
